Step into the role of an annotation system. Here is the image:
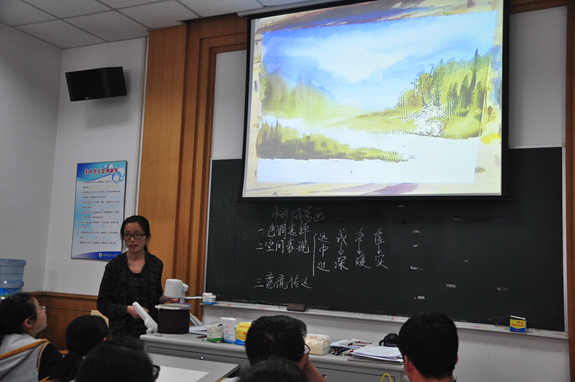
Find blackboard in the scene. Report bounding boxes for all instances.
[206,148,564,331]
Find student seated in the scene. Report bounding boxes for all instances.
[50,315,111,382]
[219,315,326,382]
[0,293,63,382]
[75,337,156,382]
[397,312,459,382]
[238,358,308,382]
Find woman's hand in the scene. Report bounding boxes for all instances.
[159,295,180,304]
[127,305,148,319]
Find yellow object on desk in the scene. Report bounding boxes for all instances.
[236,322,252,345]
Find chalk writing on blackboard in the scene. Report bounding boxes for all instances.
[255,273,312,289]
[254,206,389,289]
[207,151,565,331]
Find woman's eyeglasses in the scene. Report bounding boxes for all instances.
[304,343,311,355]
[152,365,161,380]
[26,306,46,320]
[123,232,145,240]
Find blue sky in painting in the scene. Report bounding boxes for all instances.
[261,10,499,111]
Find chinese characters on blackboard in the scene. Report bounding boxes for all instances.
[255,206,389,289]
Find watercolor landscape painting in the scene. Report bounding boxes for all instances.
[243,0,505,198]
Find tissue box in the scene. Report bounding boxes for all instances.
[305,334,331,355]
[202,293,216,305]
[222,317,241,344]
[207,323,222,342]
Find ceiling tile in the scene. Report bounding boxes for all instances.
[66,11,149,42]
[23,0,111,18]
[99,0,164,8]
[178,0,262,18]
[16,20,105,49]
[120,1,198,29]
[0,0,55,26]
[258,0,313,7]
[1,0,322,49]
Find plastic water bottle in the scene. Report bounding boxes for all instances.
[0,259,26,299]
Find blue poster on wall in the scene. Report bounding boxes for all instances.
[71,161,127,260]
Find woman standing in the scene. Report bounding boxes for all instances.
[97,215,173,338]
[0,293,63,382]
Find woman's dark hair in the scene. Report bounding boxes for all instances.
[51,315,111,382]
[120,215,152,252]
[75,337,153,382]
[0,293,37,346]
[239,358,308,382]
[245,315,307,365]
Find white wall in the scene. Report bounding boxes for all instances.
[0,25,146,295]
[43,38,147,294]
[208,6,569,382]
[0,23,61,291]
[508,6,566,148]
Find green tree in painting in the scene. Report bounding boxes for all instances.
[256,49,494,160]
[256,121,411,162]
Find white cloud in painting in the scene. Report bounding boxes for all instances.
[274,11,497,85]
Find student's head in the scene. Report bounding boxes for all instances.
[0,293,47,342]
[397,312,459,380]
[120,215,151,253]
[75,337,155,382]
[239,358,308,382]
[245,315,308,367]
[51,315,112,382]
[99,336,145,351]
[66,315,111,356]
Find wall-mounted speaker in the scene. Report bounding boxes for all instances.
[65,67,127,102]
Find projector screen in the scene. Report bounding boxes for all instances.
[242,0,508,198]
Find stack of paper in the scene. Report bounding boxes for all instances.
[188,324,209,335]
[351,345,403,363]
[330,339,372,349]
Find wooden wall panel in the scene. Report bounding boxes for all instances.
[34,293,97,351]
[138,15,246,317]
[180,16,247,317]
[139,25,188,285]
[511,0,569,12]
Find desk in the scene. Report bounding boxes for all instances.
[142,333,406,382]
[149,353,239,382]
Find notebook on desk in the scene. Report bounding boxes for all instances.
[350,345,403,363]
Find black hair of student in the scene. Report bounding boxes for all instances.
[397,312,459,380]
[51,315,111,382]
[239,358,308,382]
[120,215,152,252]
[75,337,153,382]
[245,315,307,365]
[0,293,37,346]
[100,336,145,351]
